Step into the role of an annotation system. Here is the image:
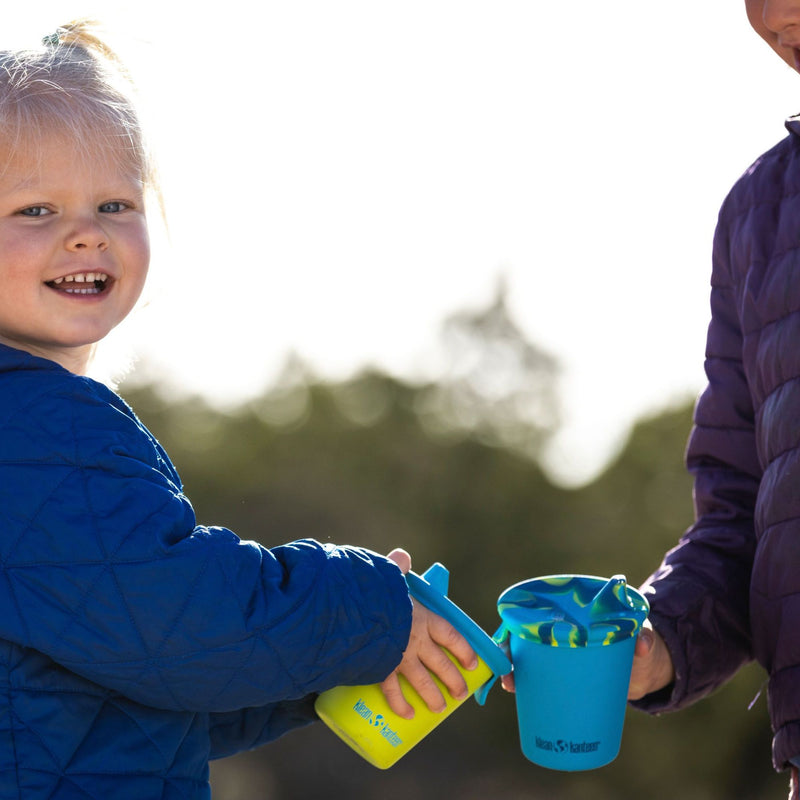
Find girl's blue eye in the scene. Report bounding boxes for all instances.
[99,201,128,213]
[19,206,49,217]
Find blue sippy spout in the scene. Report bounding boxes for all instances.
[588,575,630,619]
[420,562,449,595]
[585,574,649,643]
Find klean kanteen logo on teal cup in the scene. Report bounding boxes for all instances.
[314,563,512,769]
[477,575,648,771]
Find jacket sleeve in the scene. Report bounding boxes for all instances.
[633,207,759,713]
[207,697,319,759]
[0,380,413,713]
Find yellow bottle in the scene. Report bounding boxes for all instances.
[314,563,511,769]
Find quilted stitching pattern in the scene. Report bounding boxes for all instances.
[0,346,412,798]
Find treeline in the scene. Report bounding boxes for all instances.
[120,365,781,799]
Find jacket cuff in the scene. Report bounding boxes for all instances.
[628,610,687,714]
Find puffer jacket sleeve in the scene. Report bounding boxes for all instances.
[207,697,319,759]
[0,375,413,713]
[633,197,758,713]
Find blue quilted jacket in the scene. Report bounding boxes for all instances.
[0,343,413,798]
[635,115,800,770]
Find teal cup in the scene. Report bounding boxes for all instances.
[477,574,648,771]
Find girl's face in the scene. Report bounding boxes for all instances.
[746,0,800,71]
[0,134,150,374]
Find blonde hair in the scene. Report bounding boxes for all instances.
[0,20,157,196]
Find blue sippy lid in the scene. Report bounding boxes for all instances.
[497,574,649,647]
[405,563,512,679]
[473,574,649,707]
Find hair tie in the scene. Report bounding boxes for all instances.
[41,29,64,47]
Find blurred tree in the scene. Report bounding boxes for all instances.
[416,276,559,461]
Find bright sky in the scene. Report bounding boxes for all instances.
[7,2,799,485]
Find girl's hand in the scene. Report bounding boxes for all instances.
[380,549,479,719]
[628,620,675,701]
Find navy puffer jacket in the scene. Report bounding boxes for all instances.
[0,344,412,798]
[635,116,800,770]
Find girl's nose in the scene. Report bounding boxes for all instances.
[762,0,800,33]
[65,219,108,251]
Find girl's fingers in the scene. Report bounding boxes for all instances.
[379,671,415,720]
[419,643,469,704]
[426,607,479,671]
[401,658,448,713]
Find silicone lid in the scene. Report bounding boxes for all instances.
[497,574,649,647]
[474,574,649,707]
[406,564,512,678]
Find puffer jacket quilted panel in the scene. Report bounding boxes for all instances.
[0,641,211,798]
[0,344,412,797]
[635,117,800,770]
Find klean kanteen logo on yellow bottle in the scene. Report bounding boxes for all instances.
[353,698,403,746]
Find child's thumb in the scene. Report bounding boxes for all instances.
[635,626,655,656]
[387,548,411,574]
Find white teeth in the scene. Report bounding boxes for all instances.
[47,272,110,294]
[51,272,108,284]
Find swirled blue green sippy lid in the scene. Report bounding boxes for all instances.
[497,574,649,648]
[475,574,648,708]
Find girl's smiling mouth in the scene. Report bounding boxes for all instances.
[45,272,110,295]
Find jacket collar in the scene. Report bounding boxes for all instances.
[0,342,67,374]
[785,114,800,138]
